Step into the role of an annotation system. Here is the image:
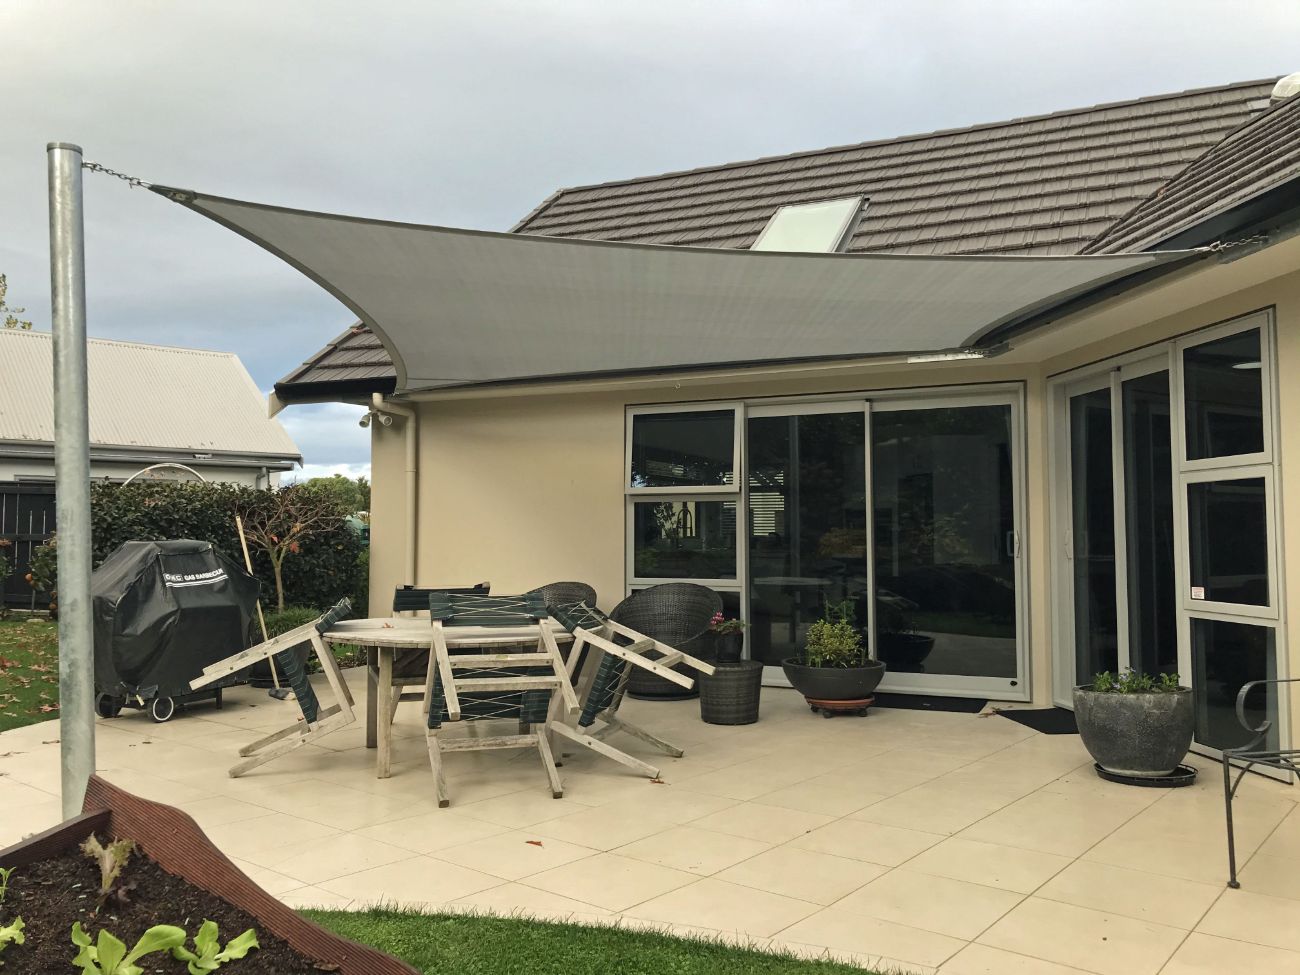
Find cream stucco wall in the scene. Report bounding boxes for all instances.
[366,249,1300,713]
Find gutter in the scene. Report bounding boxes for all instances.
[367,393,418,586]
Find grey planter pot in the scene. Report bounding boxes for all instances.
[782,658,886,702]
[1072,686,1194,777]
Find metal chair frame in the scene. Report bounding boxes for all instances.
[1224,676,1300,887]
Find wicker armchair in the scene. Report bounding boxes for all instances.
[615,584,722,699]
[528,581,598,613]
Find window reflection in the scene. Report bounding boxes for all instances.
[1187,478,1268,606]
[1183,329,1264,460]
[632,500,737,579]
[1191,618,1278,751]
[631,412,735,487]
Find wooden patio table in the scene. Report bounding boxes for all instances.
[321,616,572,778]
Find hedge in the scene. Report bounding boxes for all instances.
[84,481,368,616]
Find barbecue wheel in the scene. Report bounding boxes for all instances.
[150,696,176,723]
[95,694,123,719]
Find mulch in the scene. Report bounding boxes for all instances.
[2,835,324,973]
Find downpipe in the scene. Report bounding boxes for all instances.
[367,393,418,586]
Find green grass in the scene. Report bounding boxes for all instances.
[305,908,881,975]
[0,618,60,732]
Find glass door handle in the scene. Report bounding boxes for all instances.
[1006,531,1022,558]
[1064,529,1074,561]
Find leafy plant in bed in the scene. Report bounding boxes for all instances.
[781,599,885,715]
[0,775,416,974]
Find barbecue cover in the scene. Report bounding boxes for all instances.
[91,540,260,700]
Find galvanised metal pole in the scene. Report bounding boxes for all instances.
[48,142,95,819]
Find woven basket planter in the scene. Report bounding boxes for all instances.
[699,660,763,725]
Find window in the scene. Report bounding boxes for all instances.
[631,499,737,580]
[1186,477,1269,607]
[751,197,864,253]
[629,409,737,490]
[1191,618,1278,751]
[1183,327,1265,461]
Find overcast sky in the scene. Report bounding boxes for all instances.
[3,1,1297,479]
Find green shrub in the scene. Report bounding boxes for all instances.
[262,606,321,638]
[803,600,864,668]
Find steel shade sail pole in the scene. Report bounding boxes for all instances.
[48,142,94,819]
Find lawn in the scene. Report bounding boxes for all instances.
[0,617,60,732]
[306,908,877,975]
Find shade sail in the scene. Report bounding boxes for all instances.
[154,186,1204,392]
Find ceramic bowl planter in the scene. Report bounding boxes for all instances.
[782,657,886,706]
[0,775,416,975]
[1073,684,1194,776]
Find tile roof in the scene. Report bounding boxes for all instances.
[1086,89,1300,253]
[277,77,1282,399]
[513,79,1277,257]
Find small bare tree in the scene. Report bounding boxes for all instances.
[239,485,345,611]
[0,275,33,330]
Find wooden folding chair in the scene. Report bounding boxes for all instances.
[549,600,715,771]
[424,592,579,807]
[190,599,355,777]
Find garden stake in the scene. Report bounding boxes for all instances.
[235,515,291,701]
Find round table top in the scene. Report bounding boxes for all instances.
[322,616,570,647]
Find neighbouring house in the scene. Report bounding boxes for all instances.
[0,329,300,486]
[163,73,1300,766]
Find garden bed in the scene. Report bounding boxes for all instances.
[0,776,415,974]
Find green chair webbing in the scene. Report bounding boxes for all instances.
[427,664,554,729]
[427,592,547,625]
[274,648,321,724]
[578,650,630,728]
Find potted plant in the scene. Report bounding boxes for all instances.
[874,590,934,672]
[782,600,886,714]
[708,612,745,664]
[1073,670,1194,777]
[700,614,760,725]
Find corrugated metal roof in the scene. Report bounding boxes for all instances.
[0,330,301,459]
[276,77,1280,399]
[1087,90,1300,253]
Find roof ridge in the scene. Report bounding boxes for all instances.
[0,328,240,359]
[517,78,1277,221]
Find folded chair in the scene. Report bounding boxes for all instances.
[424,592,579,807]
[549,600,715,773]
[1223,676,1300,887]
[190,599,355,777]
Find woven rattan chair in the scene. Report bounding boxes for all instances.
[190,599,355,777]
[528,581,597,613]
[550,596,716,768]
[424,592,578,806]
[617,584,722,699]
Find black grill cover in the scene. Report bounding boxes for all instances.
[92,540,260,700]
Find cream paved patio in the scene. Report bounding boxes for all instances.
[3,669,1300,974]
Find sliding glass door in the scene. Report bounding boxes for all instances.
[746,404,868,670]
[870,397,1026,697]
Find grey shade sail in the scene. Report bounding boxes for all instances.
[153,187,1203,393]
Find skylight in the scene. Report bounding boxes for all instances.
[750,196,864,253]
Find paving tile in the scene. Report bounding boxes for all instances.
[615,825,770,876]
[352,809,509,853]
[525,853,697,912]
[319,855,500,907]
[1235,851,1300,901]
[754,778,890,817]
[450,791,587,828]
[834,869,1023,941]
[202,812,341,863]
[687,801,833,844]
[978,897,1185,975]
[776,940,937,974]
[1035,859,1220,929]
[939,943,1094,973]
[272,833,413,885]
[904,838,1072,894]
[175,795,275,829]
[625,877,820,938]
[277,885,355,910]
[777,907,966,969]
[958,791,1137,857]
[431,830,596,880]
[1197,888,1300,952]
[1160,932,1300,974]
[851,785,1019,835]
[789,818,945,866]
[531,801,682,851]
[717,846,886,905]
